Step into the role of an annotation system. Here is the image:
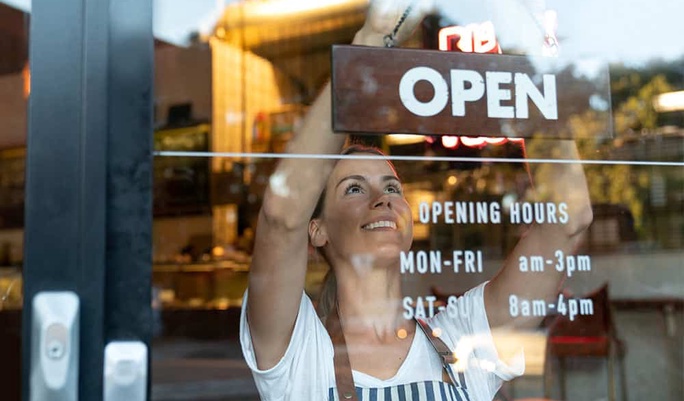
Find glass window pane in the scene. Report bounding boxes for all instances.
[150,1,682,400]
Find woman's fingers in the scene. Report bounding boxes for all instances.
[363,0,436,45]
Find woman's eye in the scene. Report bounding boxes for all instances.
[345,183,363,194]
[385,184,402,194]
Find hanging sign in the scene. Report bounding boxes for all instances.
[331,45,612,138]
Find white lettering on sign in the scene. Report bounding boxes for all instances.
[509,202,568,224]
[418,201,569,225]
[403,294,473,320]
[418,201,502,224]
[398,67,558,120]
[486,71,514,118]
[400,250,484,274]
[515,73,558,119]
[399,67,450,117]
[450,69,484,117]
[518,250,592,278]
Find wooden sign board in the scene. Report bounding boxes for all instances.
[331,45,612,139]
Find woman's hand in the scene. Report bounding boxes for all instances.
[354,0,436,46]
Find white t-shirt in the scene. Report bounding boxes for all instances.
[240,282,524,401]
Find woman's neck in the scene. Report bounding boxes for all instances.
[333,259,409,342]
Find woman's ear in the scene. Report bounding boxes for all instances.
[308,219,328,248]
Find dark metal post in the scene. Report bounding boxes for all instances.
[105,0,154,394]
[22,0,153,399]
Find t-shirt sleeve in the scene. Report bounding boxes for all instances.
[467,281,525,380]
[431,281,525,400]
[239,290,333,401]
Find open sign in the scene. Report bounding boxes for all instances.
[399,67,557,120]
[331,45,612,139]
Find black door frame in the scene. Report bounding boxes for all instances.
[22,0,153,399]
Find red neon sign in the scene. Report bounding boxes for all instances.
[438,21,502,54]
[441,136,524,149]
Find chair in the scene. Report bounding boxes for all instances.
[545,284,627,401]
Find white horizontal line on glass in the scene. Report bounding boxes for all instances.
[154,151,684,167]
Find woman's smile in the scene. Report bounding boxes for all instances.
[361,220,397,230]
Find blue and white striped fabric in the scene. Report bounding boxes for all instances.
[328,377,470,401]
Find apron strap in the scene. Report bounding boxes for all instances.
[415,318,458,365]
[415,318,459,386]
[326,304,359,401]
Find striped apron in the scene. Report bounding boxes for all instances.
[328,366,470,401]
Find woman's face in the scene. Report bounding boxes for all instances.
[313,156,413,266]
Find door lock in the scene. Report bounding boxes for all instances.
[104,341,148,401]
[30,291,80,401]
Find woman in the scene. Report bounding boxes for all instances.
[240,1,592,400]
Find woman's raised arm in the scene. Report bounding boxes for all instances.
[484,139,593,330]
[246,0,435,370]
[246,82,344,370]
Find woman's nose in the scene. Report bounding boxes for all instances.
[372,193,391,209]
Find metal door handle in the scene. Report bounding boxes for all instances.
[104,341,148,401]
[30,291,80,401]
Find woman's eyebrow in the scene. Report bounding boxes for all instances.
[335,174,400,189]
[335,175,366,189]
[382,175,400,183]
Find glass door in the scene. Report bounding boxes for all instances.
[16,0,154,400]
